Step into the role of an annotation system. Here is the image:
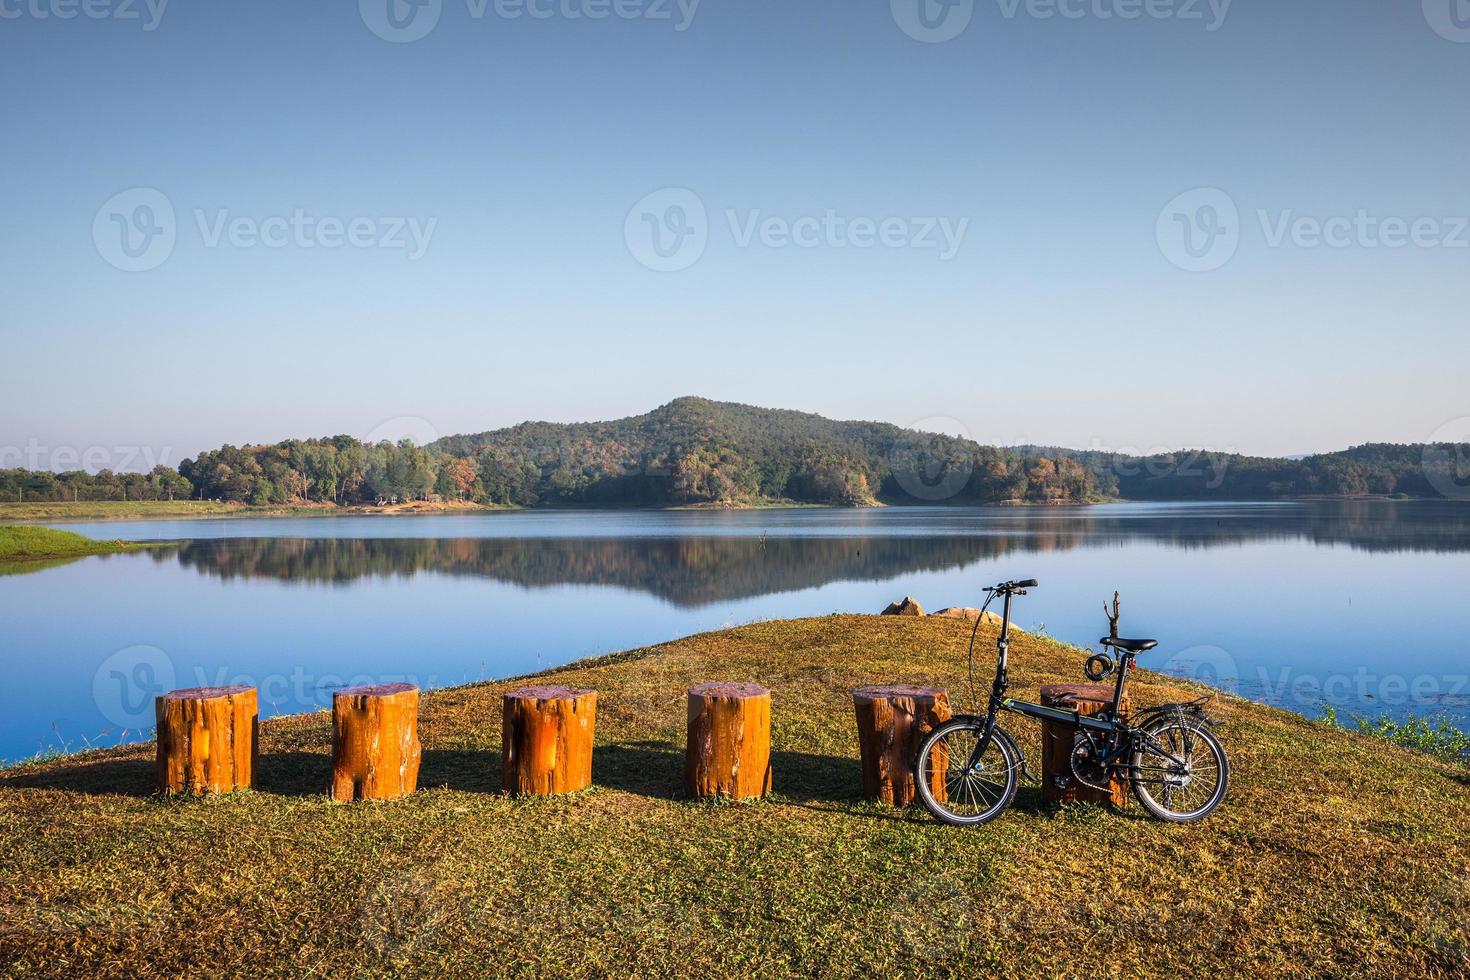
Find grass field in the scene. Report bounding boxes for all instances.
[0,526,160,564]
[1,615,1466,978]
[0,500,251,522]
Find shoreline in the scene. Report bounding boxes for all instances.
[0,526,169,565]
[0,493,1450,526]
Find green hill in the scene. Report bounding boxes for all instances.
[430,396,1092,507]
[4,398,1465,509]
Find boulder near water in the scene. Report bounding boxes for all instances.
[880,597,924,616]
[931,607,1005,627]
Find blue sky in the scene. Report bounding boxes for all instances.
[2,0,1468,467]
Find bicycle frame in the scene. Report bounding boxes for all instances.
[968,584,1135,768]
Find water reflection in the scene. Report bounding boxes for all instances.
[155,500,1470,606]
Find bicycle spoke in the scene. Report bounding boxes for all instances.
[918,723,1016,825]
[1132,720,1226,821]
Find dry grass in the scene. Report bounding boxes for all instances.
[1,615,1467,978]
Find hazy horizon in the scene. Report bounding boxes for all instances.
[4,2,1468,468]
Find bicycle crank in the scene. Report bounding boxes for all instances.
[1069,732,1113,792]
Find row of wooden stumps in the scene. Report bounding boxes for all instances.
[151,681,775,802]
[154,679,1129,806]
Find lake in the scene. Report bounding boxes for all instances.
[3,500,1468,764]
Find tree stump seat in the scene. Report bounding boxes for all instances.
[685,682,771,801]
[502,685,596,796]
[331,682,422,802]
[1039,682,1131,807]
[155,686,258,795]
[852,685,951,807]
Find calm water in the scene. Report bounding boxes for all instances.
[3,500,1469,764]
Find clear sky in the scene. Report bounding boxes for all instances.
[2,0,1468,468]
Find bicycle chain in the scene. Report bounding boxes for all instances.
[1069,732,1114,792]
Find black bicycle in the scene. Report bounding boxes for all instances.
[914,579,1229,826]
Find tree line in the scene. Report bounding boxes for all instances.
[2,399,1464,506]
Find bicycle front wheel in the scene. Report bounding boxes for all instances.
[914,719,1020,826]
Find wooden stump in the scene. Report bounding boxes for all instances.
[685,682,771,801]
[501,686,596,796]
[852,685,952,807]
[1040,683,1131,807]
[155,686,258,795]
[331,682,422,802]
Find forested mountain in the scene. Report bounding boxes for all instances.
[1,398,1465,506]
[429,397,1091,506]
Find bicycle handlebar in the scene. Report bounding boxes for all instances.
[990,578,1038,593]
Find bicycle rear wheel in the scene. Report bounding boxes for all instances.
[1130,718,1229,822]
[914,720,1019,826]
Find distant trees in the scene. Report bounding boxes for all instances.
[4,401,1462,508]
[0,466,193,503]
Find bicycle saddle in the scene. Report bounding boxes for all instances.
[1101,636,1158,653]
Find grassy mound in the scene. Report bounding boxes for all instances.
[0,525,155,563]
[1,616,1466,977]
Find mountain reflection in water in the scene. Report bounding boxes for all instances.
[160,500,1470,607]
